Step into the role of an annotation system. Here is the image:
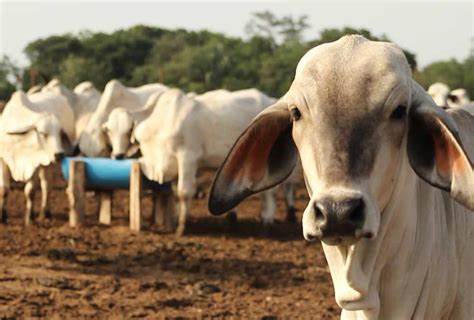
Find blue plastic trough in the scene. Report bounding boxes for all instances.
[61,157,171,191]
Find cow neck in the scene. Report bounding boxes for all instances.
[321,151,423,317]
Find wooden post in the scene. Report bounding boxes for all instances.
[67,160,85,227]
[129,162,142,232]
[152,190,175,232]
[99,192,112,225]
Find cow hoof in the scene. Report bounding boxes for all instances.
[38,211,52,221]
[175,224,186,237]
[261,223,273,237]
[285,207,297,223]
[1,210,7,224]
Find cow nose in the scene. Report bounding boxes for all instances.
[113,153,125,160]
[314,197,365,239]
[54,152,65,161]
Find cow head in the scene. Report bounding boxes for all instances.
[102,108,135,159]
[0,91,67,181]
[209,35,474,247]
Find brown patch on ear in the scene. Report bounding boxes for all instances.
[224,112,290,184]
[434,120,471,180]
[209,104,297,216]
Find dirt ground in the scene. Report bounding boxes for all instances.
[0,166,339,319]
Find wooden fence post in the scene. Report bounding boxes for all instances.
[67,160,85,227]
[99,192,112,225]
[129,162,142,232]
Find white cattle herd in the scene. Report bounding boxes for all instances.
[0,35,473,318]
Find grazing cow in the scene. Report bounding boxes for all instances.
[103,90,164,159]
[78,79,168,158]
[135,88,298,235]
[449,88,472,108]
[0,90,75,224]
[42,79,101,147]
[209,35,474,319]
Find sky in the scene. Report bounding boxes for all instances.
[1,1,473,68]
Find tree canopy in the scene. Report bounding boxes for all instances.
[1,12,472,102]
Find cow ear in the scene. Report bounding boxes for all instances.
[209,101,297,215]
[407,81,474,210]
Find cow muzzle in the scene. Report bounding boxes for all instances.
[112,153,125,160]
[303,195,373,245]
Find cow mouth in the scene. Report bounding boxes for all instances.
[321,230,374,246]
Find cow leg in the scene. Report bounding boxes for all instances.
[151,193,159,225]
[152,189,175,232]
[0,187,8,224]
[260,188,277,227]
[283,181,297,223]
[38,167,51,220]
[175,155,198,237]
[0,160,10,224]
[24,178,37,225]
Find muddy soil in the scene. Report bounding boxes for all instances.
[0,167,339,319]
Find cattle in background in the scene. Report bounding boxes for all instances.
[26,84,43,95]
[41,79,101,148]
[78,79,168,158]
[210,35,474,319]
[135,88,299,236]
[103,90,164,159]
[427,82,451,108]
[449,88,472,108]
[0,90,75,225]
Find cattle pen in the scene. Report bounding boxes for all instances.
[60,157,172,231]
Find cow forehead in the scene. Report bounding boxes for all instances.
[292,35,410,117]
[288,36,411,180]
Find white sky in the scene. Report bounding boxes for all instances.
[1,1,473,68]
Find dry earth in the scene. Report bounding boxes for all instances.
[0,166,339,319]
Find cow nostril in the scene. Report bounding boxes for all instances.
[347,198,365,226]
[314,202,326,223]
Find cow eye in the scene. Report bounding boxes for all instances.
[390,105,407,120]
[290,107,301,121]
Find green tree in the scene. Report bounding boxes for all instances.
[417,57,474,97]
[245,11,310,45]
[0,56,18,101]
[24,34,83,82]
[59,56,108,89]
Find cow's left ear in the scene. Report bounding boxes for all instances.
[407,81,474,210]
[209,101,297,215]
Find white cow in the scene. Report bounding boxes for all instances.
[428,82,451,108]
[26,84,43,95]
[79,79,168,158]
[103,90,164,159]
[42,79,101,147]
[135,88,299,236]
[210,35,474,319]
[0,90,75,224]
[449,88,472,108]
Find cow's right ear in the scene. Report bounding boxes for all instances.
[209,101,297,215]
